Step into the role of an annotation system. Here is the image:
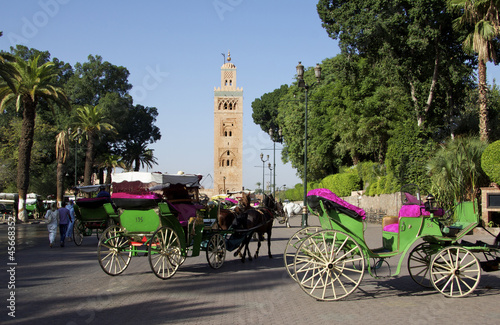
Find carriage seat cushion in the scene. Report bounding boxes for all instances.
[170,203,204,226]
[383,223,399,233]
[307,188,366,220]
[398,205,444,218]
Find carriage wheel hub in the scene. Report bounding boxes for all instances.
[327,263,334,270]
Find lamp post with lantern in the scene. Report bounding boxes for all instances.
[260,153,269,195]
[268,127,282,198]
[295,61,321,227]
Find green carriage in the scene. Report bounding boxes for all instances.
[97,172,227,280]
[72,185,118,246]
[285,186,500,301]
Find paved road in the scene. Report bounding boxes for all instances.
[1,215,500,325]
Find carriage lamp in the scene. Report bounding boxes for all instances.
[425,194,438,213]
[295,62,321,227]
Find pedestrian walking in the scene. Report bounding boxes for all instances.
[65,200,76,241]
[58,205,71,247]
[44,203,59,248]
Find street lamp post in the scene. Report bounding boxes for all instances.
[268,128,282,198]
[296,61,321,227]
[268,162,273,196]
[260,153,269,195]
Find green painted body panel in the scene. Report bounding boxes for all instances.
[120,209,161,233]
[75,204,110,222]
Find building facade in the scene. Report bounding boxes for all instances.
[213,51,243,194]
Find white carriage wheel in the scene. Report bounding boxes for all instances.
[73,219,84,246]
[408,242,439,288]
[284,226,322,281]
[97,225,132,276]
[294,229,365,301]
[148,226,183,280]
[206,233,226,269]
[430,246,481,297]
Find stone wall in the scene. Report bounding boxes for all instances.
[342,192,402,223]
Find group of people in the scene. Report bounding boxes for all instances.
[44,200,75,248]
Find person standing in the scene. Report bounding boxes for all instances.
[58,205,71,247]
[44,203,59,248]
[65,200,76,241]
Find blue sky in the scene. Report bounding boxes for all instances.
[0,0,340,191]
[1,1,499,191]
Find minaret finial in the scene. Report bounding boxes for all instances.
[227,50,231,62]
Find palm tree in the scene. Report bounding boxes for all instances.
[0,32,17,91]
[0,55,70,222]
[96,153,122,188]
[122,142,158,171]
[449,0,500,142]
[427,136,488,211]
[73,105,116,186]
[55,130,70,207]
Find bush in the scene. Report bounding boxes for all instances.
[427,136,488,208]
[481,140,500,185]
[319,173,361,197]
[385,121,436,193]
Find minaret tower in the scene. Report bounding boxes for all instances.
[213,51,243,194]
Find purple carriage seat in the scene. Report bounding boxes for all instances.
[307,188,366,220]
[167,202,204,226]
[383,201,444,233]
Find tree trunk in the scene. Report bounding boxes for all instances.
[84,134,94,186]
[56,159,64,208]
[105,167,112,192]
[478,59,489,142]
[17,99,36,222]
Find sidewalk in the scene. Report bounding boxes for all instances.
[2,215,500,324]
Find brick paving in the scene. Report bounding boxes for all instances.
[1,215,500,325]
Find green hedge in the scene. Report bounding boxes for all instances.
[482,140,500,185]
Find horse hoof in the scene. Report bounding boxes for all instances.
[269,255,273,259]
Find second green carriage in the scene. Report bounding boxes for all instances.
[285,186,500,301]
[97,172,228,279]
[73,185,118,246]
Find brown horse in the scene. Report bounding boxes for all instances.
[231,193,283,262]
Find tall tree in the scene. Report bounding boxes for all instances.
[0,55,70,222]
[55,130,69,207]
[252,84,289,136]
[118,104,161,171]
[73,105,116,186]
[317,0,474,128]
[65,55,133,171]
[448,0,500,142]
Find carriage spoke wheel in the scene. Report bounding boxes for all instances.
[294,229,365,301]
[408,242,440,288]
[148,227,182,279]
[284,226,322,282]
[206,233,226,269]
[97,225,131,276]
[73,219,84,246]
[430,246,481,297]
